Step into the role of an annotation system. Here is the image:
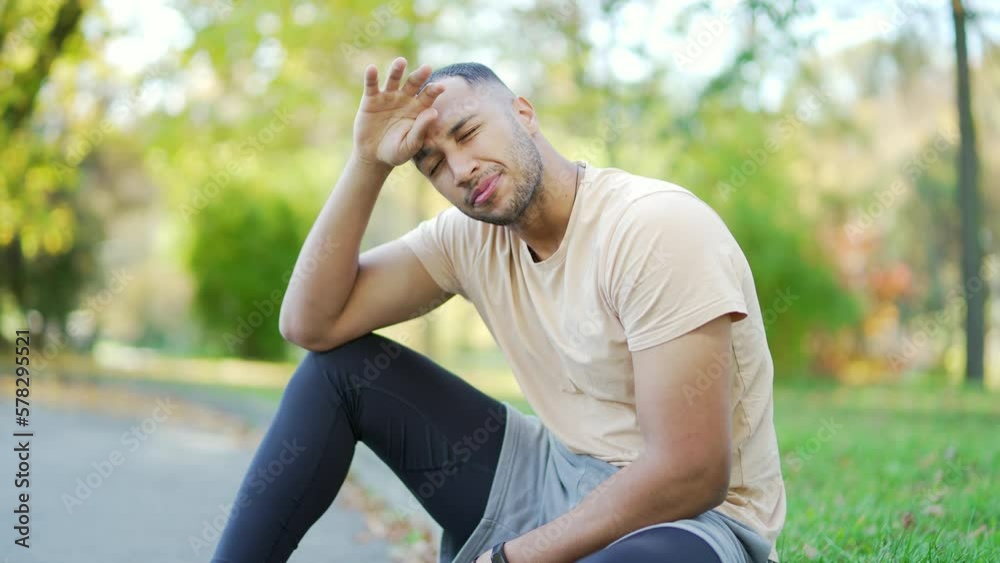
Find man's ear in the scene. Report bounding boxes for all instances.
[513,96,538,134]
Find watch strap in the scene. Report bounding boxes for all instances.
[490,541,509,563]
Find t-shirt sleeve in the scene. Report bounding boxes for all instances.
[399,207,467,298]
[605,191,749,352]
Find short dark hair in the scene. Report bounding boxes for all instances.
[421,62,513,96]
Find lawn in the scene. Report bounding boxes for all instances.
[55,361,1000,562]
[770,382,998,562]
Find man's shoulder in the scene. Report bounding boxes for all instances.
[590,166,703,210]
[433,206,510,255]
[588,166,715,228]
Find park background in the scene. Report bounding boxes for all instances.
[1,0,998,561]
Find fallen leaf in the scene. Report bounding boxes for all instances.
[901,512,915,529]
[917,451,938,468]
[968,524,988,539]
[922,504,945,517]
[803,544,820,559]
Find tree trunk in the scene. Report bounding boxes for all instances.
[951,0,986,384]
[1,0,83,133]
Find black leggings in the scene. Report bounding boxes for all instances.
[578,527,721,562]
[210,333,721,563]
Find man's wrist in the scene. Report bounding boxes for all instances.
[348,151,393,177]
[490,541,509,563]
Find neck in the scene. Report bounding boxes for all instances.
[509,144,579,262]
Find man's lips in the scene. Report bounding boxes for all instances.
[470,173,501,206]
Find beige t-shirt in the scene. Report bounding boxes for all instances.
[401,163,786,560]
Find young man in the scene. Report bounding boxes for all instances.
[211,58,786,563]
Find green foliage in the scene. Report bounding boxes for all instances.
[187,185,303,360]
[669,100,862,374]
[0,0,93,342]
[891,135,961,319]
[0,132,95,347]
[18,185,101,323]
[0,132,79,257]
[727,198,861,374]
[1,0,990,375]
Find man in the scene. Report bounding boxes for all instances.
[211,58,785,563]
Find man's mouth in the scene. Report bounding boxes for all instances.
[470,173,501,207]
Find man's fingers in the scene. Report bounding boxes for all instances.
[363,64,379,97]
[401,63,432,97]
[403,107,438,154]
[383,57,407,91]
[417,81,446,105]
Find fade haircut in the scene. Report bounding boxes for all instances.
[420,62,515,102]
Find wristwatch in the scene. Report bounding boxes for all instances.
[490,541,510,563]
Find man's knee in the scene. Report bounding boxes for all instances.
[309,332,379,361]
[307,333,406,390]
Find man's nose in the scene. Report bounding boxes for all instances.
[451,156,480,189]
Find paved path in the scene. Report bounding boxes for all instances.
[113,379,446,544]
[0,399,392,563]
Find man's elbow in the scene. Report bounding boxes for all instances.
[655,451,731,513]
[279,310,337,352]
[283,331,339,353]
[702,465,730,509]
[695,453,732,510]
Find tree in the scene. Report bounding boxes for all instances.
[951,0,986,384]
[0,0,92,351]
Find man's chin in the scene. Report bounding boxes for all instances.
[462,196,515,225]
[466,204,519,226]
[467,211,516,226]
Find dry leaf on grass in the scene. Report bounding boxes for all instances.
[901,512,915,529]
[967,524,988,539]
[921,504,945,517]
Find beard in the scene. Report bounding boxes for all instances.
[464,118,544,226]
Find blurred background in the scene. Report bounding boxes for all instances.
[0,0,998,562]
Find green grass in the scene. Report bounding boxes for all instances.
[91,370,1000,561]
[771,382,999,562]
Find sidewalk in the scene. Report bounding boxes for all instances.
[119,376,447,551]
[0,376,440,562]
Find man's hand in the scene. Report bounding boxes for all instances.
[353,57,446,168]
[474,549,492,563]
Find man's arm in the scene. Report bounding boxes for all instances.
[279,58,448,351]
[277,155,451,351]
[495,314,734,563]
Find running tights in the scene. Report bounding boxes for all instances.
[209,333,721,563]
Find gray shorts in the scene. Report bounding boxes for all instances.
[439,402,775,563]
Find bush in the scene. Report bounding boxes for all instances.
[188,185,303,360]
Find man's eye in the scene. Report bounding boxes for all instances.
[458,126,479,142]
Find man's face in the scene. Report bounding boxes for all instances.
[412,77,543,226]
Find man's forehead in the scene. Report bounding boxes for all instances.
[429,77,493,122]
